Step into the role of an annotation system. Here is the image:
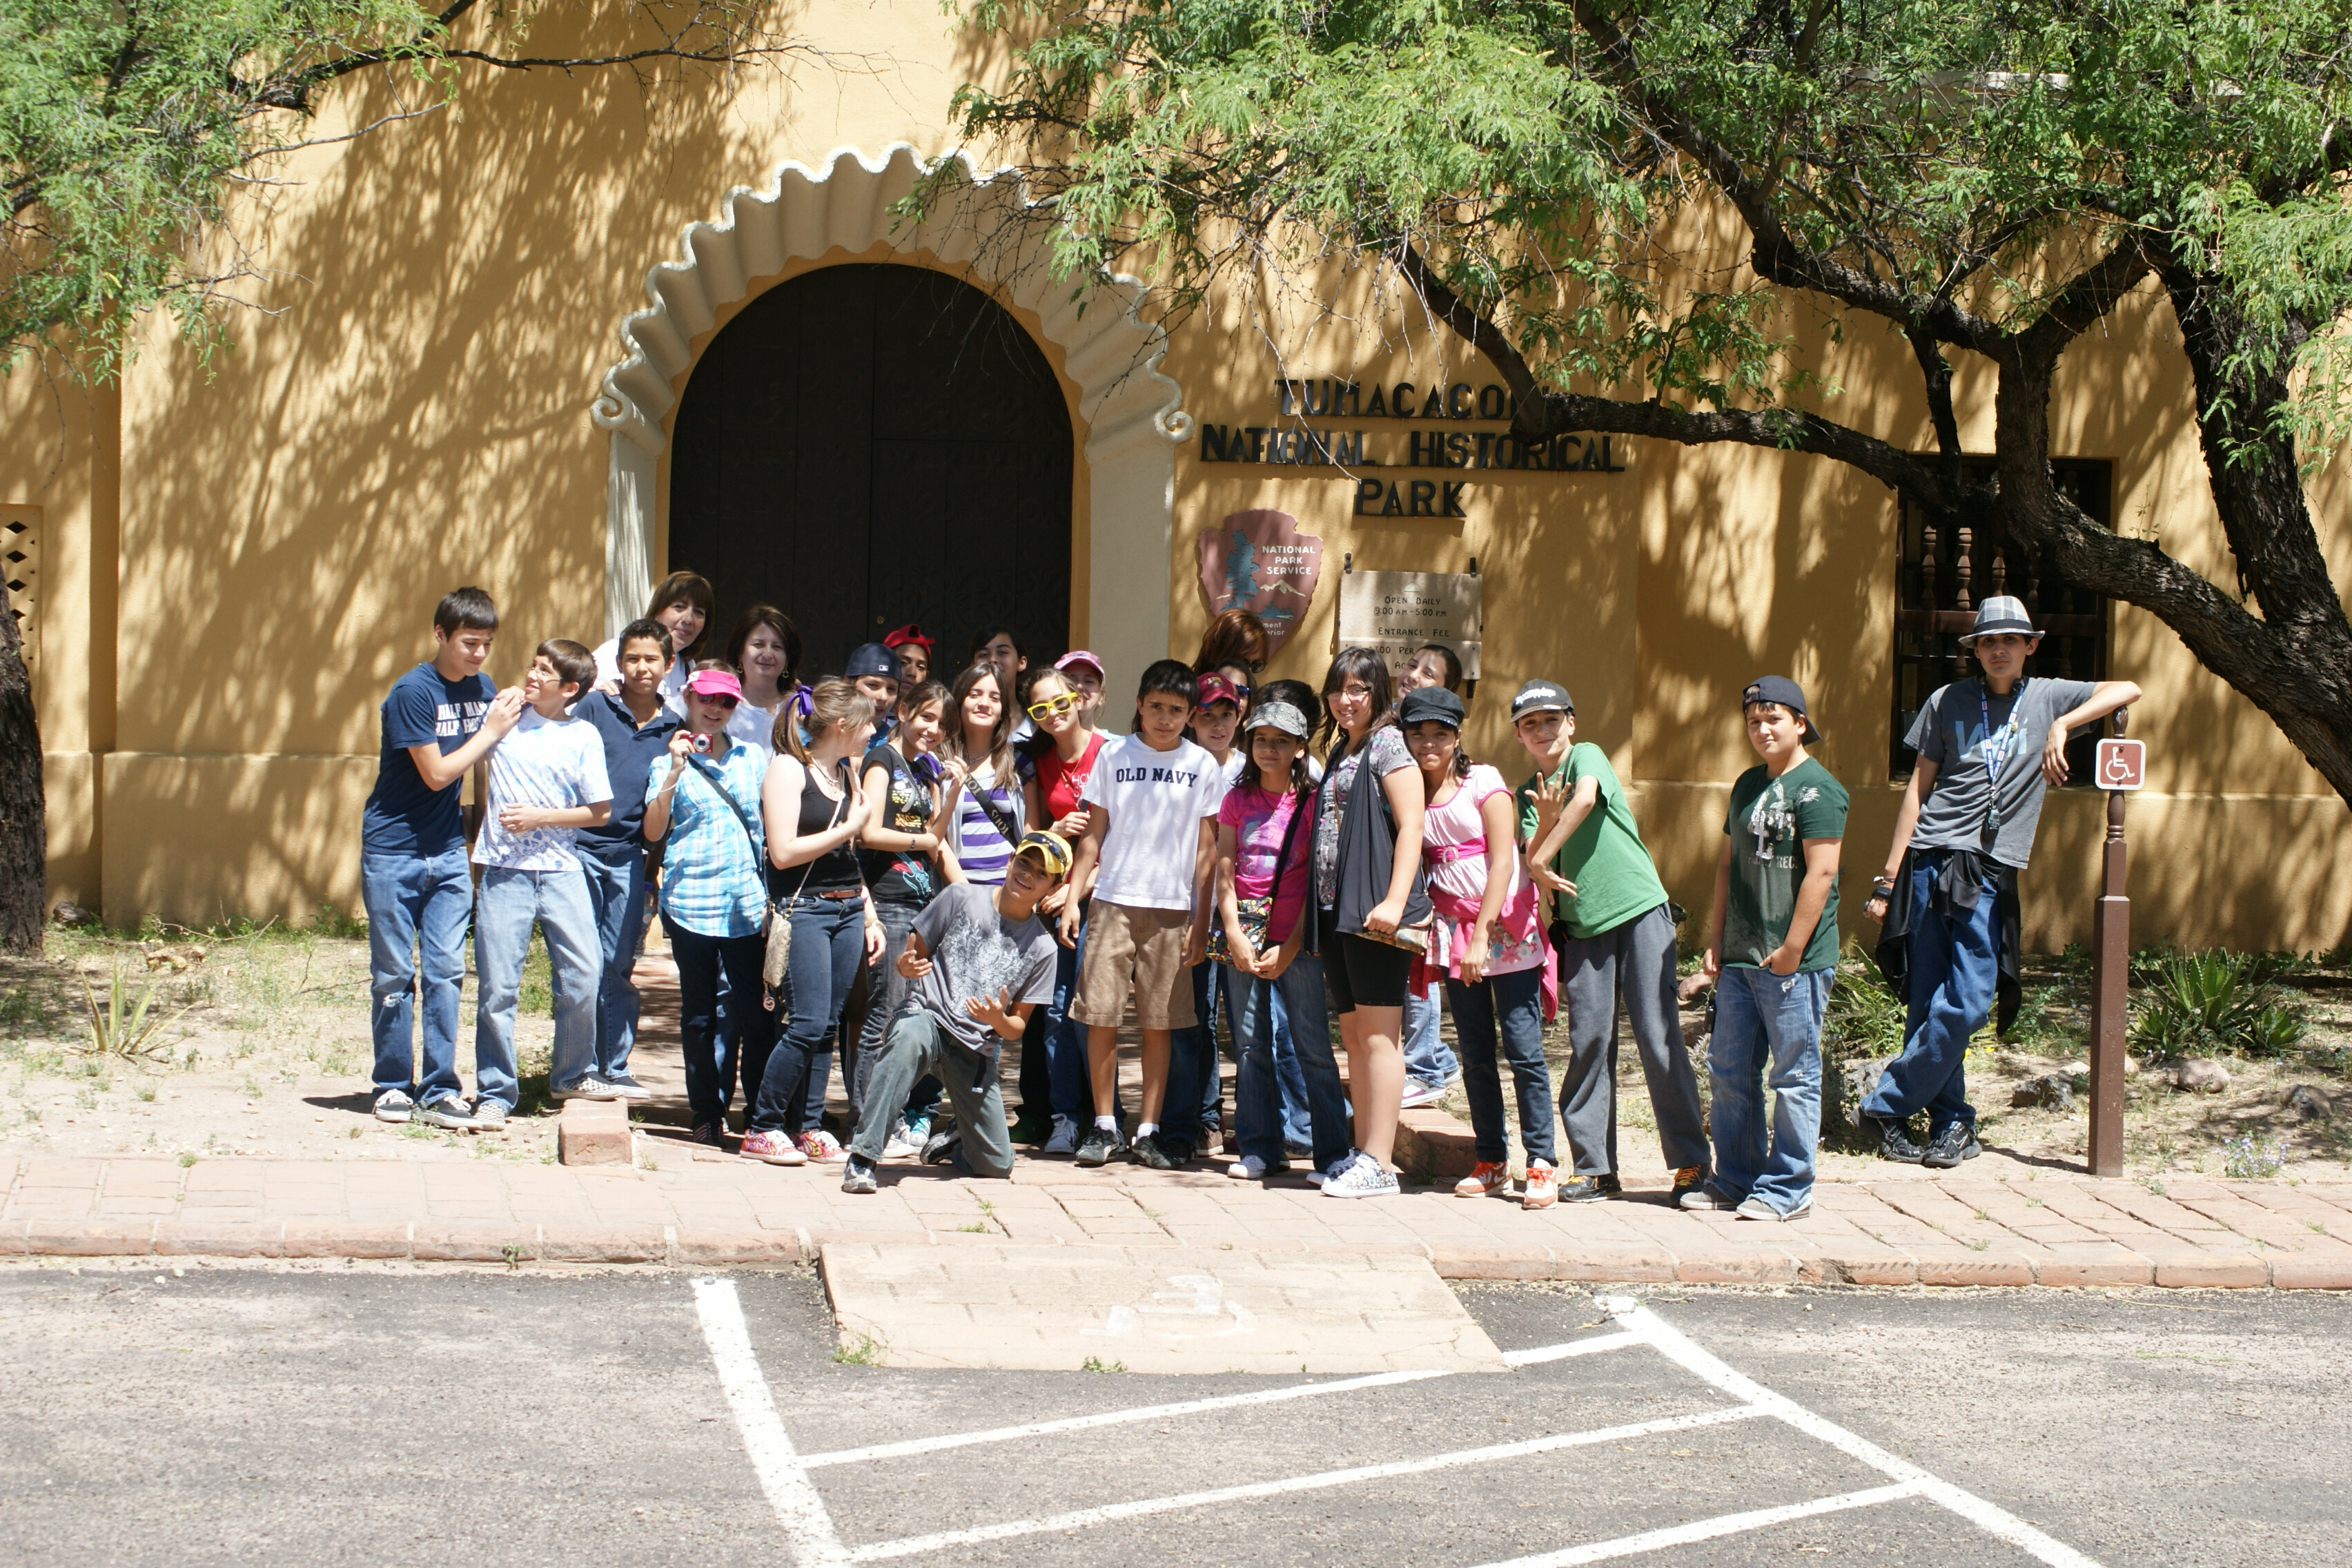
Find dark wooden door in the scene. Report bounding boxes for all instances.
[667,264,1074,680]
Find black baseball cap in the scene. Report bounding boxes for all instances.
[844,643,901,682]
[1741,676,1822,745]
[1398,687,1466,729]
[1509,680,1574,721]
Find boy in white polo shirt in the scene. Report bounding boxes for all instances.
[471,638,613,1126]
[1059,658,1227,1168]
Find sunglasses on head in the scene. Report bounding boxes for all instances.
[1027,693,1081,718]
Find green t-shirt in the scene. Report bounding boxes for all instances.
[1516,743,1668,940]
[1721,756,1849,972]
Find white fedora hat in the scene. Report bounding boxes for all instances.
[1957,594,2041,645]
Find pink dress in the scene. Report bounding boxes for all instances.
[1418,765,1548,981]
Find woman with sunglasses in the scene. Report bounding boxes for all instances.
[640,663,778,1153]
[749,679,880,1164]
[1016,665,1105,1152]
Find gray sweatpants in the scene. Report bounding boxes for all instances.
[1555,901,1709,1175]
[847,1010,1014,1179]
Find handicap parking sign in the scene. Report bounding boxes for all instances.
[2096,738,2146,792]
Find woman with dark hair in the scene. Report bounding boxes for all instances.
[592,571,714,707]
[1193,609,1271,678]
[749,679,880,1164]
[722,604,803,764]
[1400,686,1556,1208]
[969,625,1033,744]
[937,662,1028,888]
[1309,647,1428,1199]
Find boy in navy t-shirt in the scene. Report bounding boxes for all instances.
[360,588,522,1126]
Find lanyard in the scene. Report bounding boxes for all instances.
[1977,678,2027,835]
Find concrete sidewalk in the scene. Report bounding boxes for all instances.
[6,1148,2349,1289]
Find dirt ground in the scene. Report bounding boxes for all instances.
[2,922,2347,1183]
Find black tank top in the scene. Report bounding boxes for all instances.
[780,759,864,896]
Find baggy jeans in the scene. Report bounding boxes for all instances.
[849,1010,1013,1179]
[1447,966,1556,1165]
[1224,954,1350,1171]
[1861,850,1995,1134]
[362,845,473,1104]
[1554,901,1709,1175]
[578,843,649,1080]
[472,864,601,1109]
[1708,966,1832,1215]
[848,898,936,1131]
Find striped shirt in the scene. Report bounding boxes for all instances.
[648,745,768,937]
[951,760,1021,886]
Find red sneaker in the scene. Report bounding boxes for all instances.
[1453,1160,1510,1198]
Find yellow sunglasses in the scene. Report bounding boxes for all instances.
[1026,693,1082,719]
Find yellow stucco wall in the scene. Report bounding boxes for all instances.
[3,6,2346,949]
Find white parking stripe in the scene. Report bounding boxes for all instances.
[845,1404,1769,1562]
[693,1277,850,1568]
[1500,1329,1642,1366]
[1613,1304,2103,1568]
[1469,1483,1925,1567]
[801,1366,1456,1468]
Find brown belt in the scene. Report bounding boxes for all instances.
[808,887,864,901]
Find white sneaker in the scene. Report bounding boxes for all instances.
[1228,1154,1268,1181]
[1399,1079,1445,1110]
[372,1090,413,1124]
[1043,1115,1080,1155]
[470,1100,509,1133]
[882,1119,923,1159]
[1321,1152,1400,1199]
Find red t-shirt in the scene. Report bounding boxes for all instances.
[1032,731,1106,827]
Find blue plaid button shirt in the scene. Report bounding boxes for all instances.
[649,745,769,937]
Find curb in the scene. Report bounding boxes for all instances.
[7,1217,2346,1288]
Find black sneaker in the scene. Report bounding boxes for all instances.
[690,1121,723,1148]
[841,1155,879,1195]
[1558,1175,1612,1203]
[1130,1132,1180,1170]
[1669,1166,1709,1205]
[1921,1121,1981,1169]
[1007,1111,1053,1146]
[1865,1113,1928,1164]
[921,1121,961,1167]
[417,1095,476,1130]
[1075,1124,1126,1167]
[1597,1173,1624,1197]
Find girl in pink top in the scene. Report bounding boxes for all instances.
[1400,687,1560,1210]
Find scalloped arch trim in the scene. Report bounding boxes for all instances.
[595,144,1188,676]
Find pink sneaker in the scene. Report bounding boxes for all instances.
[740,1128,806,1166]
[796,1130,847,1163]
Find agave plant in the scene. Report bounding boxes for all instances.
[78,964,188,1063]
[2130,950,2307,1059]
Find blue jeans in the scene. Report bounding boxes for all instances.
[1043,910,1095,1121]
[1863,851,1995,1133]
[578,845,649,1079]
[1225,954,1350,1170]
[1164,961,1226,1144]
[1402,976,1458,1088]
[362,845,475,1103]
[754,897,865,1134]
[851,898,937,1130]
[1709,966,1832,1214]
[1447,967,1556,1164]
[472,865,600,1109]
[1264,986,1311,1150]
[664,918,772,1128]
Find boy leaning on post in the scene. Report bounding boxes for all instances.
[1679,677,1847,1221]
[1859,596,2141,1168]
[840,830,1072,1192]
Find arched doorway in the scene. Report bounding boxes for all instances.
[667,263,1075,677]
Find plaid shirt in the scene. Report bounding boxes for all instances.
[649,745,768,937]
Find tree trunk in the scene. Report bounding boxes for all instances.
[0,580,44,954]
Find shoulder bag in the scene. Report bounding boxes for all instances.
[1206,786,1309,967]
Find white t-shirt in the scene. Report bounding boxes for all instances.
[591,637,689,712]
[1081,734,1228,911]
[473,708,614,871]
[725,698,785,765]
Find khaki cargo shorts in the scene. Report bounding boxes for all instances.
[1070,901,1197,1031]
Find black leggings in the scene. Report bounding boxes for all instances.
[1320,912,1413,1014]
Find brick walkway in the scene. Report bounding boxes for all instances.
[6,1149,2349,1288]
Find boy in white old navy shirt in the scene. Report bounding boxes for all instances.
[471,639,613,1126]
[1059,659,1227,1170]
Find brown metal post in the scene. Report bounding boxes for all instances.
[2087,709,2130,1177]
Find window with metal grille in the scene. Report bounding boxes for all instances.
[1892,460,2109,781]
[1,507,34,665]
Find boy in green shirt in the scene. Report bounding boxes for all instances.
[1678,676,1848,1221]
[1513,680,1709,1204]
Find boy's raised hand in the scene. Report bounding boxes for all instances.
[964,985,1019,1039]
[485,687,527,736]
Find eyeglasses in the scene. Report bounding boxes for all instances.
[1027,694,1081,719]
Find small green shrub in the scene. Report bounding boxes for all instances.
[2130,949,2307,1059]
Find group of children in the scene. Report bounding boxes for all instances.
[362,576,2138,1219]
